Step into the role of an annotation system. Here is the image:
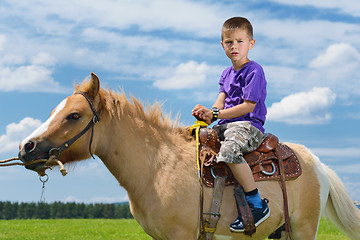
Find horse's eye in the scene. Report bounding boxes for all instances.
[66,113,80,121]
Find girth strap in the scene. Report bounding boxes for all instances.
[202,176,226,240]
[274,148,294,240]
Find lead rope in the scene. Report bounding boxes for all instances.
[0,157,68,176]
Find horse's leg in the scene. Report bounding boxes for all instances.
[283,144,323,239]
[272,182,320,240]
[167,229,198,240]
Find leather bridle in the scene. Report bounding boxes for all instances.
[48,91,101,160]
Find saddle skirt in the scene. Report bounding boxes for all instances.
[198,128,302,188]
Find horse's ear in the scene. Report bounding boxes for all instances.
[88,73,100,99]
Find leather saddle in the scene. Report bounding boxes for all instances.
[198,128,302,187]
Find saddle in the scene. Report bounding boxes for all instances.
[198,128,302,187]
[195,126,299,239]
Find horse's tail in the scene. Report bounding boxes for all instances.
[322,163,360,239]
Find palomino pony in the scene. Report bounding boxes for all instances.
[19,73,360,240]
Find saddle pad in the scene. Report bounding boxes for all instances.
[202,143,302,188]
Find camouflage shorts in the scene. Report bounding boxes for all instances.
[213,121,265,164]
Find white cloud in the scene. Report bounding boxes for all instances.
[310,43,360,70]
[63,195,129,203]
[267,87,336,124]
[153,61,219,90]
[0,0,228,74]
[192,91,220,103]
[31,52,57,66]
[348,112,360,120]
[0,64,61,92]
[342,177,360,201]
[264,42,360,103]
[0,35,6,52]
[0,51,68,93]
[329,164,360,175]
[308,43,360,98]
[311,147,360,158]
[263,65,301,94]
[1,0,360,104]
[255,19,360,50]
[3,0,226,38]
[269,0,360,17]
[0,118,43,155]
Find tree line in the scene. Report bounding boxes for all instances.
[0,201,133,220]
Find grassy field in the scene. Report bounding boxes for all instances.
[0,218,349,239]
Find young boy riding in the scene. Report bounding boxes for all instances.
[192,17,270,232]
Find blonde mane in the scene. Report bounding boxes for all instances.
[75,80,191,139]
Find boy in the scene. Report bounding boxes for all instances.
[192,17,270,232]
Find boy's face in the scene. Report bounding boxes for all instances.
[221,28,255,70]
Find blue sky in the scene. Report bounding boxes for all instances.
[0,0,359,203]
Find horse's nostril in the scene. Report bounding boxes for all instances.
[24,141,36,153]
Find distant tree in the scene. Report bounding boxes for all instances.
[2,201,17,219]
[77,203,87,218]
[85,203,94,218]
[0,201,133,219]
[0,202,3,219]
[25,202,36,219]
[102,204,115,219]
[92,203,104,218]
[34,202,50,219]
[17,202,28,219]
[64,202,78,218]
[50,201,64,219]
[115,203,133,219]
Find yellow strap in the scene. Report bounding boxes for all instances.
[191,120,209,239]
[189,120,209,134]
[204,227,217,233]
[189,121,208,179]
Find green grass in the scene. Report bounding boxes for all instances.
[0,218,349,239]
[317,218,350,240]
[0,219,152,240]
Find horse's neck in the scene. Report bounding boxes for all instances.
[95,115,188,197]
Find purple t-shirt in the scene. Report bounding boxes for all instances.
[218,61,267,133]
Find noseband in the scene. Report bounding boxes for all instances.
[49,91,100,160]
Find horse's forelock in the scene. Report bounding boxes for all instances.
[74,78,92,93]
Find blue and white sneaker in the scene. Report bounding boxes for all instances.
[230,199,270,232]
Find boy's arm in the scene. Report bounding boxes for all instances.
[212,92,226,110]
[192,93,226,124]
[218,100,255,120]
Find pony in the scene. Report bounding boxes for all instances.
[18,73,360,239]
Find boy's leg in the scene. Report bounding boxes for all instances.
[227,162,256,192]
[227,162,263,208]
[227,161,270,232]
[216,122,270,232]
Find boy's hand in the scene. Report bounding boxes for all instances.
[192,104,212,125]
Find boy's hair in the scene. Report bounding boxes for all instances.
[222,17,253,40]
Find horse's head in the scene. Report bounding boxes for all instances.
[18,73,102,174]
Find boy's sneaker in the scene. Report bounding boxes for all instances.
[229,199,270,232]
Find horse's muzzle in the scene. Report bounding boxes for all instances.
[18,139,51,172]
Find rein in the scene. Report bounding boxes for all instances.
[0,156,67,176]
